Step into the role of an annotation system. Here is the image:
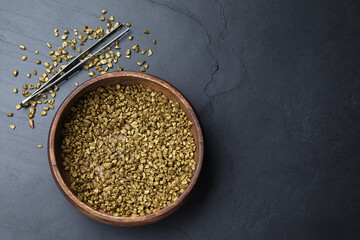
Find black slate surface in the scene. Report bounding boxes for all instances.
[1,0,360,239]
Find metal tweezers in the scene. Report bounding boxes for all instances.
[21,24,130,106]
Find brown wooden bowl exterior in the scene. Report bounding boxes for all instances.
[48,71,204,226]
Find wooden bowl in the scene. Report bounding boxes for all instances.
[48,71,204,226]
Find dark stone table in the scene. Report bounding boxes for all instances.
[1,0,359,239]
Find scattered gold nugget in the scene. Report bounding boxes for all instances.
[137,60,146,66]
[148,49,153,56]
[29,119,34,128]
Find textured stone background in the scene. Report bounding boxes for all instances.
[0,0,359,239]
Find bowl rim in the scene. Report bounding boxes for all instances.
[48,71,204,226]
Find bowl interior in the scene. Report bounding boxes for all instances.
[49,72,203,226]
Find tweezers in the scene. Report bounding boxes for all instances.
[21,24,130,106]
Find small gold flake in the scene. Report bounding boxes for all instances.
[29,119,34,128]
[132,44,140,53]
[137,61,146,66]
[29,108,36,115]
